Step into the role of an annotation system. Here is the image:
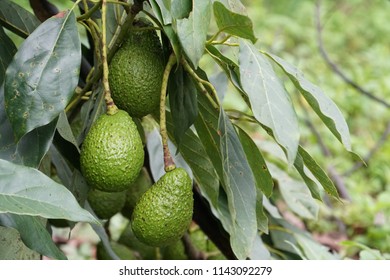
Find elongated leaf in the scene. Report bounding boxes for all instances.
[57,111,80,153]
[161,24,182,61]
[150,0,172,25]
[219,108,257,259]
[0,0,40,38]
[0,27,17,85]
[0,226,40,260]
[177,0,211,67]
[294,151,322,201]
[269,163,319,219]
[239,39,299,164]
[292,233,339,260]
[213,2,256,42]
[4,10,81,140]
[169,65,198,147]
[250,235,271,260]
[265,52,351,151]
[256,190,268,233]
[0,213,66,260]
[0,159,99,224]
[237,126,273,197]
[298,146,340,199]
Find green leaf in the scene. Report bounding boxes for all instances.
[269,163,319,219]
[237,126,273,197]
[218,108,257,259]
[0,0,40,38]
[4,10,81,141]
[256,190,268,233]
[169,65,198,147]
[0,214,66,260]
[250,235,271,260]
[177,0,211,67]
[212,0,247,15]
[161,25,182,61]
[57,111,80,153]
[0,86,57,168]
[171,0,192,19]
[150,0,172,25]
[0,27,17,85]
[0,159,99,224]
[0,226,40,259]
[265,52,352,151]
[239,39,299,165]
[213,2,256,42]
[292,234,339,260]
[298,146,340,199]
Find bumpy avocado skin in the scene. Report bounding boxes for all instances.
[108,18,165,118]
[88,188,126,219]
[80,110,144,192]
[131,168,193,247]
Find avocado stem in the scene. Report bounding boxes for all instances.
[160,53,177,172]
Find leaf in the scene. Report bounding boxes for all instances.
[0,213,66,260]
[298,146,340,199]
[238,39,299,165]
[161,25,182,61]
[250,235,271,260]
[4,10,81,141]
[269,163,319,219]
[57,111,80,153]
[0,226,40,260]
[218,108,257,259]
[212,0,247,15]
[265,52,352,151]
[256,190,268,233]
[292,234,339,260]
[0,27,17,85]
[237,126,273,197]
[0,0,40,38]
[169,65,198,147]
[150,0,172,25]
[0,159,99,224]
[177,0,211,67]
[171,0,192,19]
[213,2,256,42]
[0,85,57,168]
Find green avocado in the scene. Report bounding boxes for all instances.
[121,167,153,219]
[88,188,126,220]
[80,110,144,192]
[109,18,165,118]
[131,168,193,247]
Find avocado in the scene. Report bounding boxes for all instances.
[109,18,165,118]
[131,168,193,247]
[80,110,144,192]
[87,188,126,220]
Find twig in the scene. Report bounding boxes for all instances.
[315,0,390,109]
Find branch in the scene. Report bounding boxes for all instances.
[315,0,390,109]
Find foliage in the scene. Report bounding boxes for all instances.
[0,0,384,260]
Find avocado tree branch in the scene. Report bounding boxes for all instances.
[102,0,118,115]
[160,53,177,171]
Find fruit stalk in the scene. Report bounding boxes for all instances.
[102,0,118,115]
[160,53,177,172]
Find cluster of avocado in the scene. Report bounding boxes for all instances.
[79,18,194,254]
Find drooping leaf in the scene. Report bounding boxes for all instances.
[256,189,268,233]
[268,163,319,219]
[0,27,17,85]
[171,0,192,19]
[57,111,80,153]
[0,226,40,260]
[177,0,211,67]
[265,52,352,152]
[238,39,299,164]
[292,234,340,260]
[298,146,340,200]
[0,214,66,260]
[213,1,256,42]
[218,108,257,260]
[250,235,271,260]
[237,126,273,197]
[150,0,172,25]
[4,10,81,141]
[0,159,99,224]
[161,24,182,61]
[169,65,198,147]
[209,71,229,103]
[0,0,40,38]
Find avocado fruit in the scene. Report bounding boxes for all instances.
[80,110,144,192]
[87,188,126,220]
[131,168,193,247]
[109,18,165,118]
